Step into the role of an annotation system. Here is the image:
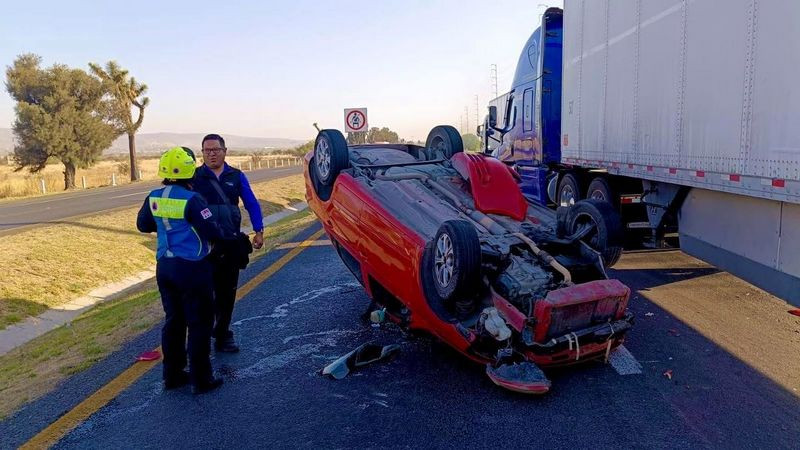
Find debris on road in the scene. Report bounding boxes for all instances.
[136,350,161,362]
[667,329,681,337]
[322,343,401,380]
[663,369,673,380]
[644,312,654,317]
[486,361,551,394]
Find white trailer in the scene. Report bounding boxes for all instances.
[560,0,800,304]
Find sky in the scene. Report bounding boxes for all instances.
[0,0,562,142]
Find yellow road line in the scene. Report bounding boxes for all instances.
[21,228,325,450]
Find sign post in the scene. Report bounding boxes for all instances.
[344,108,368,133]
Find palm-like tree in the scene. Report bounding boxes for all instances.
[89,61,149,181]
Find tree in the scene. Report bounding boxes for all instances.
[89,61,149,181]
[461,133,481,152]
[366,127,399,144]
[346,131,367,145]
[5,54,117,190]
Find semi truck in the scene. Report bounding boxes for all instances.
[480,0,800,305]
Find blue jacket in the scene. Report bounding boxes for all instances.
[192,163,264,233]
[136,184,226,261]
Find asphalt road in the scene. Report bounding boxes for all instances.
[0,165,302,236]
[1,222,799,448]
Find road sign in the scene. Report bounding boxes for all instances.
[344,108,368,133]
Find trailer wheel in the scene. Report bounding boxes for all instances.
[557,173,582,207]
[426,125,464,160]
[430,220,481,301]
[313,129,349,186]
[567,199,623,268]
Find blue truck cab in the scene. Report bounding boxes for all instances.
[482,7,563,206]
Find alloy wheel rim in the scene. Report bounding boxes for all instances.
[434,233,455,287]
[315,138,331,179]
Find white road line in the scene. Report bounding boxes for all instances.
[608,345,643,375]
[109,191,151,199]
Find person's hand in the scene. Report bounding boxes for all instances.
[252,231,264,249]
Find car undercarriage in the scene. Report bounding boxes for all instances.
[305,126,634,393]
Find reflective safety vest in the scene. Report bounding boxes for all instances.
[148,185,210,261]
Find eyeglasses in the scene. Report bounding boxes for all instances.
[203,147,226,154]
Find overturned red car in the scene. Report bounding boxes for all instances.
[304,125,633,394]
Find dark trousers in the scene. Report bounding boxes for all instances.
[156,257,214,386]
[212,258,240,341]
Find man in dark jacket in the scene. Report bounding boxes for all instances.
[193,134,264,352]
[137,147,231,394]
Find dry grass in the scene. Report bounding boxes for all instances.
[0,174,307,329]
[0,155,301,200]
[0,208,318,420]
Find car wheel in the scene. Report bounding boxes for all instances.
[557,173,582,207]
[425,125,464,160]
[431,220,481,301]
[314,129,349,186]
[566,199,623,268]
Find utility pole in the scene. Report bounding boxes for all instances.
[464,106,469,134]
[490,64,499,101]
[474,95,480,133]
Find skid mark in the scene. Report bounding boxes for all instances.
[237,329,362,379]
[233,282,362,326]
[282,329,366,344]
[68,381,163,438]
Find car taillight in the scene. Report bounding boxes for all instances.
[532,280,630,342]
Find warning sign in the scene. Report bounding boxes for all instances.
[344,108,368,133]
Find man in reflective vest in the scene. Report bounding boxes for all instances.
[136,147,230,395]
[193,133,264,353]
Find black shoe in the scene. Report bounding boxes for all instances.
[191,377,224,395]
[214,337,240,353]
[164,371,191,390]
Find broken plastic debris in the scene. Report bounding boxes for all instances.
[370,308,387,324]
[667,329,680,336]
[663,369,673,380]
[644,312,654,317]
[486,361,551,394]
[788,309,800,317]
[136,350,161,362]
[322,343,400,380]
[481,307,512,341]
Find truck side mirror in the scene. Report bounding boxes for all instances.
[488,106,498,128]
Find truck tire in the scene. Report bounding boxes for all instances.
[313,129,349,186]
[557,173,582,207]
[567,199,623,268]
[430,220,481,301]
[587,177,616,205]
[426,125,464,160]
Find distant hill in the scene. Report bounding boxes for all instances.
[0,128,305,156]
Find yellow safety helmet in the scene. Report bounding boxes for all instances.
[158,147,197,180]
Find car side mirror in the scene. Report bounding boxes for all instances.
[488,106,498,128]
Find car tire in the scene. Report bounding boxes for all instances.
[587,177,617,206]
[566,199,623,268]
[557,173,582,207]
[431,220,481,301]
[425,125,464,160]
[314,129,349,186]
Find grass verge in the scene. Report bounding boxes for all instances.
[0,174,306,330]
[0,209,317,420]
